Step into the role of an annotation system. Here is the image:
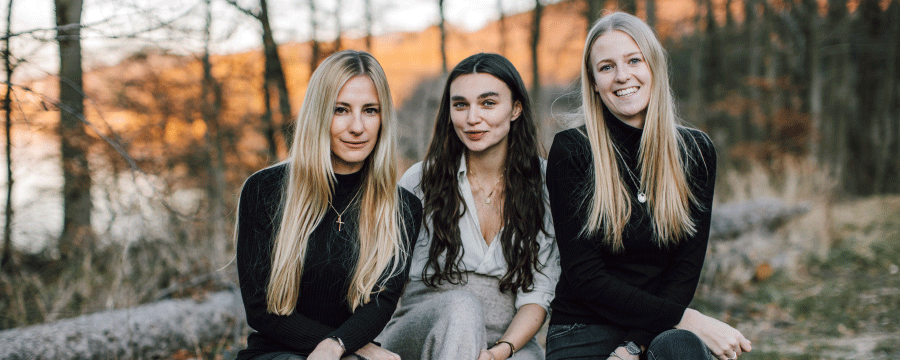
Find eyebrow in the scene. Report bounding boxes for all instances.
[335,102,380,107]
[596,52,643,65]
[450,92,500,102]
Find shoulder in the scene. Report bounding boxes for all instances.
[398,161,425,197]
[677,126,716,159]
[548,127,591,172]
[239,163,287,203]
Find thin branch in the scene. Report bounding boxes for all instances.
[222,0,261,20]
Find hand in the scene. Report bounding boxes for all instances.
[354,342,401,360]
[477,349,495,360]
[308,338,344,360]
[676,309,752,359]
[606,346,639,360]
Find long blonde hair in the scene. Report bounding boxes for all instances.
[267,50,406,314]
[580,12,698,252]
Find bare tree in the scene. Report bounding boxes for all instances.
[201,0,228,258]
[1,0,14,272]
[622,0,637,15]
[307,0,321,72]
[438,0,447,74]
[225,0,293,160]
[647,0,657,29]
[332,0,342,51]
[364,0,374,51]
[530,0,543,105]
[585,0,604,31]
[56,0,95,258]
[497,0,506,56]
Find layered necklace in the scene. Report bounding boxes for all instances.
[467,166,505,205]
[621,162,647,204]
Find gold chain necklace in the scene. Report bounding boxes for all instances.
[468,169,504,204]
[328,199,354,231]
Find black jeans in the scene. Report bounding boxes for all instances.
[545,323,715,360]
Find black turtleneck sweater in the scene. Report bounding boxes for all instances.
[235,164,422,360]
[546,118,716,347]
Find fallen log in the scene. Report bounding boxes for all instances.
[0,290,246,360]
[709,198,809,240]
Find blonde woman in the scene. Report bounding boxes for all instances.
[235,50,421,360]
[545,13,751,360]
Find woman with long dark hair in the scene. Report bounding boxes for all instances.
[377,53,559,360]
[545,12,752,360]
[235,50,421,360]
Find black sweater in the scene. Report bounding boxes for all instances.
[546,119,716,347]
[235,164,422,360]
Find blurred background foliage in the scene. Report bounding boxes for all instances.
[1,0,898,358]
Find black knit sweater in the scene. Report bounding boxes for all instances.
[235,164,422,360]
[546,118,716,347]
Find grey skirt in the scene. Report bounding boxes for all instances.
[377,272,544,360]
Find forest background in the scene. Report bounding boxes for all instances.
[1,0,899,358]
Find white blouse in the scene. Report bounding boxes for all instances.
[399,158,561,311]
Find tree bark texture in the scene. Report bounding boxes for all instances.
[0,291,246,360]
[530,0,542,106]
[56,0,95,258]
[438,0,447,74]
[259,0,292,157]
[203,0,229,259]
[1,0,14,272]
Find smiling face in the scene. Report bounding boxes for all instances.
[590,30,652,128]
[448,73,522,156]
[330,75,382,174]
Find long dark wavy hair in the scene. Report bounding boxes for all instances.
[420,53,547,293]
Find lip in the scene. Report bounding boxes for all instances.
[464,131,487,141]
[341,139,369,149]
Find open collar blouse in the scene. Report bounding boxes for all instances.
[399,157,560,311]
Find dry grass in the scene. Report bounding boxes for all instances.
[697,156,900,359]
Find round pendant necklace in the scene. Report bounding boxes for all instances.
[621,163,647,203]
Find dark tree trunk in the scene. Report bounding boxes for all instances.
[438,0,447,74]
[2,0,14,273]
[530,0,543,106]
[364,0,373,52]
[622,0,636,15]
[646,0,657,29]
[498,0,506,56]
[202,0,228,258]
[56,0,94,258]
[260,0,292,156]
[308,0,320,73]
[585,0,604,30]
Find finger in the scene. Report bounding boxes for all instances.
[740,338,752,352]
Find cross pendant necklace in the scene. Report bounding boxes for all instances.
[329,200,353,231]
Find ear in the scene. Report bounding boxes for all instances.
[511,100,523,121]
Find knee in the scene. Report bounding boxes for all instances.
[435,290,484,326]
[647,329,708,360]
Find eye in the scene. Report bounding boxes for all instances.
[629,57,642,64]
[598,64,612,72]
[482,100,496,107]
[364,106,380,115]
[452,101,468,110]
[334,106,348,114]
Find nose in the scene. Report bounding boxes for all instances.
[614,66,631,83]
[465,107,481,126]
[348,111,365,135]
